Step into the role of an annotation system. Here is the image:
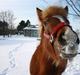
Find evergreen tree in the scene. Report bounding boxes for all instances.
[25,20,31,27]
[17,20,25,31]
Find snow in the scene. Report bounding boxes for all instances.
[0,35,80,75]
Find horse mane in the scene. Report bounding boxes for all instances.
[42,6,68,19]
[38,6,68,38]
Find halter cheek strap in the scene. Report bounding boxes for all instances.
[51,22,66,34]
[44,22,69,42]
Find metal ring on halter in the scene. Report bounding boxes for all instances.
[50,34,54,43]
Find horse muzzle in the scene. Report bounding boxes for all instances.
[60,42,79,59]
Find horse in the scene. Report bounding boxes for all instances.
[30,6,80,75]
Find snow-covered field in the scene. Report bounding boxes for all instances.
[0,35,80,75]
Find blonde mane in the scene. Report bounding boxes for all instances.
[42,6,68,19]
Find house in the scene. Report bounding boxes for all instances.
[23,25,39,37]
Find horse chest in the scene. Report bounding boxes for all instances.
[41,56,67,75]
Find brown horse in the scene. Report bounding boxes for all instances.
[30,6,79,75]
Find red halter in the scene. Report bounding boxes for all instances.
[51,22,66,34]
[44,22,69,40]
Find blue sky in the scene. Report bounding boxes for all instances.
[0,0,79,30]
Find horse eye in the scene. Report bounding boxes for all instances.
[58,32,67,46]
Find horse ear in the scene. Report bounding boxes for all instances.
[36,8,43,21]
[64,6,68,14]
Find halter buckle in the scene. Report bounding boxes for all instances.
[50,34,54,43]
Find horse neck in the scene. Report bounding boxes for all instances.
[40,35,60,63]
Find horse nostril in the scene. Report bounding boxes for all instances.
[76,38,80,44]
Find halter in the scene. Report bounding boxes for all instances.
[44,21,80,58]
[44,22,70,43]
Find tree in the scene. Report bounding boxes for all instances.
[65,0,80,17]
[0,21,8,37]
[17,20,31,31]
[17,20,25,31]
[0,10,16,30]
[25,20,31,27]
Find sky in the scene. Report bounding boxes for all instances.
[0,0,66,27]
[0,0,80,30]
[0,0,38,27]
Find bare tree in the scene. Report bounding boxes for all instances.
[0,10,16,30]
[65,0,80,17]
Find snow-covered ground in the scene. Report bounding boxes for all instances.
[0,35,80,75]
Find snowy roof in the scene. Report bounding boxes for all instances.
[23,25,39,30]
[24,27,38,30]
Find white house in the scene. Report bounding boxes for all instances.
[23,25,39,37]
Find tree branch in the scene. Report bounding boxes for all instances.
[65,0,80,17]
[70,0,80,13]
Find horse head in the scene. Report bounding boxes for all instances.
[36,6,80,60]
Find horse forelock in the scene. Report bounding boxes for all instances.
[42,6,68,19]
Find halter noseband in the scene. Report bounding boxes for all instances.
[44,22,70,43]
